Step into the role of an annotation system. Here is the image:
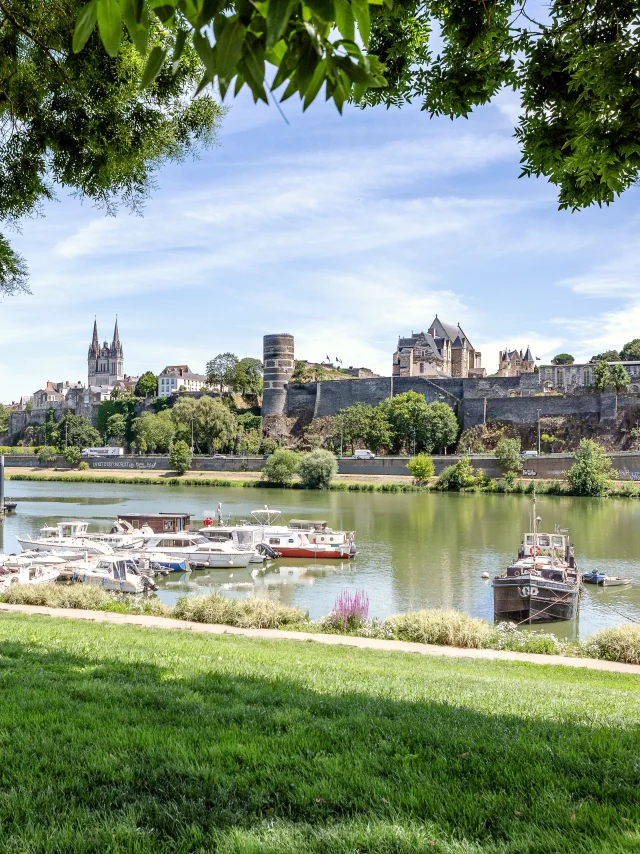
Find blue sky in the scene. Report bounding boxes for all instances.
[1,85,639,403]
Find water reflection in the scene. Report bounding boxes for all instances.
[1,480,639,639]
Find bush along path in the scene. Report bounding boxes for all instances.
[1,586,640,666]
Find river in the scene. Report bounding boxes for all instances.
[2,481,639,640]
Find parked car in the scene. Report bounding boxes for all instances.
[521,450,538,458]
[213,454,227,459]
[352,449,376,460]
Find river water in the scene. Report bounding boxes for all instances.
[2,481,639,640]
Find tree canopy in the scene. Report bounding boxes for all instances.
[135,371,158,398]
[551,354,574,365]
[70,0,640,211]
[620,339,640,362]
[0,0,222,293]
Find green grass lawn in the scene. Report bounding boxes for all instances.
[0,615,638,853]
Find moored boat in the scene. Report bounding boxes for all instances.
[493,495,581,624]
[73,556,157,593]
[583,570,632,587]
[17,521,115,556]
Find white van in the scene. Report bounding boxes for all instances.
[81,447,124,458]
[521,450,538,458]
[352,449,376,460]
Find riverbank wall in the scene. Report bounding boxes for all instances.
[4,453,640,480]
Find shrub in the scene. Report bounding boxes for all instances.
[62,446,81,466]
[36,446,57,465]
[437,456,477,491]
[169,440,192,475]
[0,583,113,609]
[587,626,640,664]
[259,437,278,455]
[566,439,615,496]
[327,590,369,631]
[495,437,521,476]
[407,453,435,484]
[173,594,306,628]
[78,461,89,470]
[298,449,337,489]
[488,623,569,655]
[387,609,492,648]
[263,449,299,483]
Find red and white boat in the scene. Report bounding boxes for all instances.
[201,507,357,560]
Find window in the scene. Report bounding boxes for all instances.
[552,536,564,549]
[163,520,173,531]
[419,362,424,374]
[538,536,550,547]
[269,538,280,545]
[525,535,534,545]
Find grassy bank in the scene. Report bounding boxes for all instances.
[0,612,637,853]
[7,468,640,496]
[3,587,640,664]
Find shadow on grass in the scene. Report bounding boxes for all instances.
[0,637,637,853]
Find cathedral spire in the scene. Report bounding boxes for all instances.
[89,318,99,357]
[111,317,122,355]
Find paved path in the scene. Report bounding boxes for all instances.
[1,603,639,675]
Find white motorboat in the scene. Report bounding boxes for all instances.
[72,556,157,593]
[198,524,269,563]
[17,521,114,556]
[0,562,60,591]
[137,532,253,568]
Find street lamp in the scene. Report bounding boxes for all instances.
[339,414,344,458]
[190,417,195,454]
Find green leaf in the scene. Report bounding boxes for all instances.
[216,17,246,82]
[306,0,334,23]
[172,29,189,73]
[192,31,215,76]
[350,0,370,46]
[97,0,123,57]
[121,0,148,54]
[334,0,354,42]
[303,58,326,110]
[266,0,295,49]
[140,45,168,88]
[72,1,98,53]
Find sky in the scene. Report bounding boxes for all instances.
[1,83,639,403]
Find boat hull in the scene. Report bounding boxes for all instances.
[275,546,353,559]
[493,577,579,623]
[139,550,253,569]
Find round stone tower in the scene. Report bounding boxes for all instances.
[262,334,295,416]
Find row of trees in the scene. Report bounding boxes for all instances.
[336,393,459,455]
[551,339,640,368]
[205,354,263,396]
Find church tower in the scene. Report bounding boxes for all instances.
[88,319,124,387]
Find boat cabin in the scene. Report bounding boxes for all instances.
[94,557,141,578]
[39,521,90,539]
[521,532,570,558]
[118,513,192,533]
[143,532,209,549]
[288,519,328,532]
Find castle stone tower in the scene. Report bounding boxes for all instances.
[262,334,294,416]
[88,319,124,387]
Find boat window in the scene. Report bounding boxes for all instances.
[269,538,280,545]
[525,535,534,545]
[537,536,550,547]
[289,539,294,543]
[163,521,173,531]
[193,536,209,544]
[552,536,564,548]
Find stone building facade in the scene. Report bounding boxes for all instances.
[497,347,535,377]
[393,316,485,379]
[539,361,640,393]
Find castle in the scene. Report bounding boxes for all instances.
[88,319,124,387]
[392,316,485,379]
[497,347,535,377]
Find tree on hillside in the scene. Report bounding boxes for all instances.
[74,0,640,210]
[170,396,198,448]
[422,402,459,454]
[0,0,222,293]
[0,405,10,435]
[195,396,237,454]
[51,411,101,449]
[566,439,615,497]
[364,407,393,454]
[593,359,611,392]
[495,438,521,476]
[337,403,372,454]
[97,398,138,443]
[133,411,175,453]
[551,354,575,365]
[206,353,238,394]
[106,413,127,443]
[382,391,430,453]
[135,372,158,398]
[610,364,630,393]
[620,340,640,362]
[231,359,263,396]
[591,350,620,363]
